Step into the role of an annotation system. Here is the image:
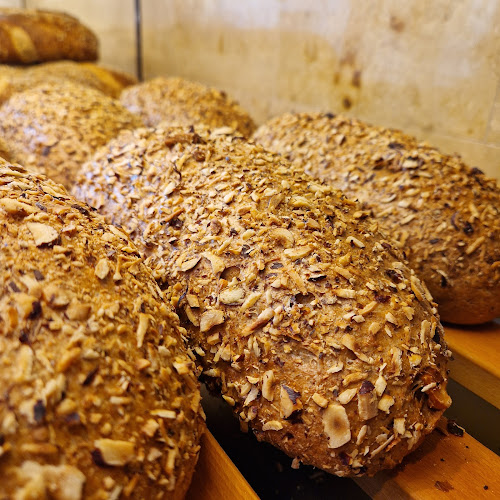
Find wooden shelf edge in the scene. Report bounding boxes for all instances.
[186,429,260,500]
[444,321,500,409]
[355,418,500,500]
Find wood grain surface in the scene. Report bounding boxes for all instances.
[186,429,259,500]
[444,320,500,408]
[355,418,499,499]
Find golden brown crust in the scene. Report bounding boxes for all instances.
[0,62,137,105]
[0,135,10,161]
[0,8,98,64]
[80,63,138,97]
[253,112,500,325]
[120,76,257,137]
[75,125,451,477]
[0,161,204,499]
[0,81,144,189]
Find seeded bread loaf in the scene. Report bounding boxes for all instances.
[0,8,98,64]
[0,81,143,188]
[75,126,451,477]
[0,161,204,499]
[254,112,500,325]
[0,136,9,161]
[0,61,137,105]
[120,76,257,137]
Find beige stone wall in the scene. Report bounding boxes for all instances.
[141,0,500,179]
[3,0,500,179]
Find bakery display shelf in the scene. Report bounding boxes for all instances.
[188,417,498,500]
[355,417,500,499]
[444,320,500,409]
[186,429,259,500]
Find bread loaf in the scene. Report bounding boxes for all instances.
[120,76,256,137]
[0,135,9,161]
[75,125,451,477]
[254,113,500,325]
[0,61,137,105]
[0,161,204,499]
[0,81,143,188]
[0,8,98,63]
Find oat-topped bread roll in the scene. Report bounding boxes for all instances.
[0,8,98,64]
[0,61,137,104]
[120,76,257,137]
[0,161,204,499]
[0,135,10,161]
[0,81,143,188]
[76,126,451,477]
[254,113,500,325]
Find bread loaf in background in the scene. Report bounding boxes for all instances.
[0,136,9,161]
[0,8,98,64]
[75,125,451,477]
[0,161,204,499]
[120,76,257,137]
[0,81,143,189]
[0,61,137,105]
[254,112,500,325]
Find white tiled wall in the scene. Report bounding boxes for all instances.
[1,0,499,179]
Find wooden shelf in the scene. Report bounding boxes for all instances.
[355,418,500,499]
[444,320,500,409]
[188,418,499,500]
[186,429,259,500]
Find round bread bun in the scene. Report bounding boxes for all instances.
[0,62,137,105]
[120,76,257,137]
[0,160,204,499]
[0,8,98,64]
[75,125,451,477]
[0,135,10,161]
[0,81,144,189]
[254,112,500,325]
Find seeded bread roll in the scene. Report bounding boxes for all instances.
[75,126,451,477]
[0,161,204,499]
[0,136,9,161]
[120,76,257,137]
[254,112,500,325]
[0,61,137,105]
[0,81,143,189]
[0,8,98,64]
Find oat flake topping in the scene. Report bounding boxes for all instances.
[0,161,203,499]
[76,125,451,477]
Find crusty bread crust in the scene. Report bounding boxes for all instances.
[75,126,451,477]
[0,8,98,63]
[0,161,204,499]
[0,62,137,105]
[0,135,9,161]
[0,81,143,189]
[254,112,500,325]
[120,76,257,137]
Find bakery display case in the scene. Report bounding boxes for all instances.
[0,1,499,499]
